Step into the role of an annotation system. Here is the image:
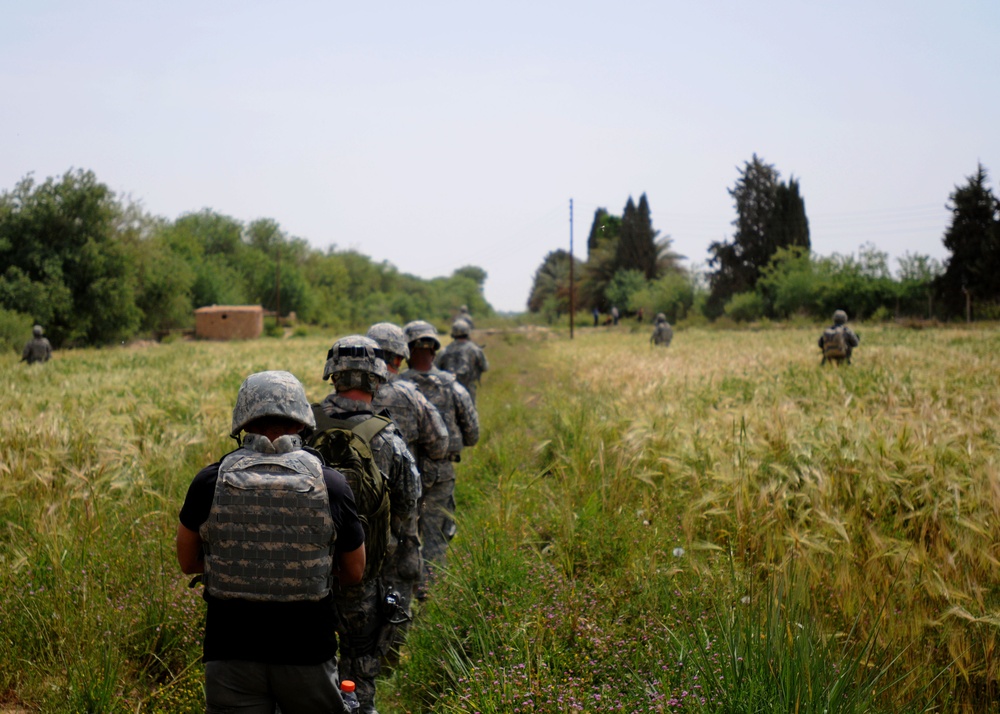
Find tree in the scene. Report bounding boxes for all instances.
[527,249,581,317]
[0,170,140,345]
[706,155,810,317]
[615,194,660,280]
[937,164,1000,316]
[586,208,620,257]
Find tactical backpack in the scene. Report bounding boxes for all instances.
[307,406,392,582]
[822,326,849,360]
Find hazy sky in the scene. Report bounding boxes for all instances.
[2,1,998,312]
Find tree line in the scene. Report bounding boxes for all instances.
[0,169,491,351]
[528,156,1000,324]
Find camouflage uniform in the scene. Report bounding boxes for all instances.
[650,313,673,347]
[398,364,478,593]
[319,366,422,713]
[320,391,420,713]
[818,310,860,365]
[21,325,52,364]
[457,305,475,330]
[434,323,489,403]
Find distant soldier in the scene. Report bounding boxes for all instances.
[818,309,860,366]
[457,305,475,330]
[434,319,489,404]
[21,325,52,364]
[399,320,479,599]
[308,335,422,714]
[610,306,620,325]
[650,313,673,347]
[366,322,449,632]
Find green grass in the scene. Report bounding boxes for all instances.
[1,324,997,711]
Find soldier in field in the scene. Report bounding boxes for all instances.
[818,309,860,365]
[650,313,673,347]
[21,325,52,364]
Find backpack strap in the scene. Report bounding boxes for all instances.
[352,415,392,446]
[310,404,391,446]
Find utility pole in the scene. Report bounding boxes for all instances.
[275,244,282,330]
[569,198,575,340]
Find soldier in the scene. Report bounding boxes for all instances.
[650,313,673,347]
[818,309,860,366]
[366,321,449,655]
[176,370,365,713]
[434,319,489,403]
[399,320,479,599]
[310,335,422,714]
[456,304,475,330]
[21,325,52,364]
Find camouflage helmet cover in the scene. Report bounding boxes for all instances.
[451,319,471,338]
[323,334,389,387]
[367,322,410,360]
[403,320,441,350]
[230,370,316,438]
[833,310,848,325]
[32,324,43,337]
[655,313,667,324]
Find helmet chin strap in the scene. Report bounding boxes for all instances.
[242,433,303,454]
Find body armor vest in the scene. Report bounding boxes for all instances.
[200,441,335,602]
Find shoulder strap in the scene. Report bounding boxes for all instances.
[352,415,392,446]
[310,404,391,446]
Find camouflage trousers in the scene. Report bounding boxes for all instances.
[334,579,400,714]
[417,458,458,597]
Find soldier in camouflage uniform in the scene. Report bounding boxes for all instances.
[21,325,52,364]
[400,320,479,599]
[367,322,449,628]
[314,335,422,714]
[818,309,860,365]
[434,319,489,403]
[457,304,475,330]
[650,313,673,347]
[177,371,365,713]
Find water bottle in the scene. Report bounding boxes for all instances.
[340,679,360,713]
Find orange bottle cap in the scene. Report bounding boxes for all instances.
[341,680,356,693]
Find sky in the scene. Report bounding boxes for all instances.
[2,1,998,313]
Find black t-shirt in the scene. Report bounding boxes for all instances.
[179,456,365,664]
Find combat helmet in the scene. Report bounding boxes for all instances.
[367,322,409,360]
[230,370,315,438]
[833,310,848,325]
[403,320,441,351]
[451,319,471,338]
[323,334,389,393]
[655,313,667,324]
[32,325,43,337]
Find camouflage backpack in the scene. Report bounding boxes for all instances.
[822,326,848,359]
[307,406,392,582]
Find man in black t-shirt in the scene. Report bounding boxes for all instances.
[176,370,365,713]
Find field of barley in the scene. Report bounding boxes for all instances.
[1,323,999,713]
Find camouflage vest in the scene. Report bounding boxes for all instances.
[200,438,335,602]
[402,369,462,454]
[822,326,849,359]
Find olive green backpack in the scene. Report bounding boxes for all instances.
[307,406,392,582]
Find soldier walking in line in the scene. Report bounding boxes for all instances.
[399,320,479,599]
[176,370,365,713]
[307,335,422,714]
[434,319,489,404]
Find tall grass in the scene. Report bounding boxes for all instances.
[1,325,997,711]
